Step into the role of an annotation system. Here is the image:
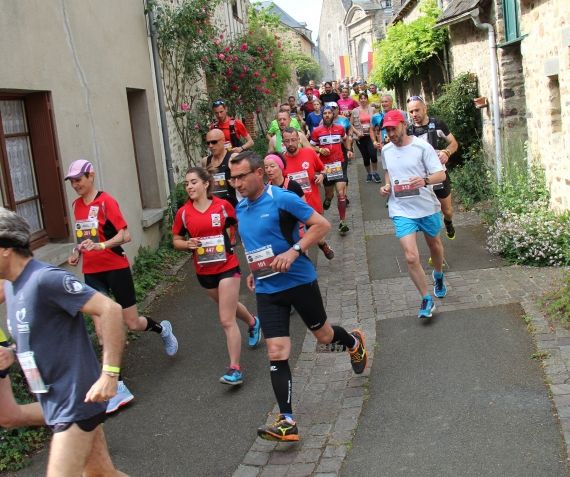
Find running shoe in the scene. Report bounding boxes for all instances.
[338,222,349,235]
[106,381,134,414]
[418,296,435,319]
[349,330,367,374]
[444,219,456,240]
[366,173,373,182]
[160,320,178,356]
[432,271,447,298]
[257,415,299,442]
[372,172,382,183]
[318,241,335,260]
[323,198,332,210]
[219,367,243,385]
[248,316,262,348]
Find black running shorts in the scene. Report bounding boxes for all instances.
[433,170,452,199]
[255,280,328,339]
[196,266,241,290]
[85,267,137,309]
[49,411,107,434]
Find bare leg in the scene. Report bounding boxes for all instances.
[399,233,429,297]
[236,302,255,327]
[0,376,44,428]
[206,278,242,367]
[424,234,444,274]
[439,195,453,222]
[47,423,97,477]
[83,425,129,477]
[122,305,148,332]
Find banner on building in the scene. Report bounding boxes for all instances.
[367,52,374,74]
[339,56,350,79]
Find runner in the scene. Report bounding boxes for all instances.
[210,99,254,153]
[310,106,353,235]
[351,93,381,183]
[407,95,459,239]
[0,207,128,476]
[172,167,261,385]
[379,110,448,319]
[264,154,305,199]
[281,128,335,260]
[65,159,178,414]
[228,152,367,442]
[202,128,238,206]
[268,110,311,155]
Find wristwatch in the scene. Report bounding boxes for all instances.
[424,176,430,186]
[293,243,303,255]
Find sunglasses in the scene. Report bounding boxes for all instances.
[212,100,225,107]
[407,95,425,103]
[206,139,220,145]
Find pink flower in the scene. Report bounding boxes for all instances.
[225,68,233,76]
[271,73,277,78]
[239,72,246,79]
[180,102,190,111]
[240,43,248,52]
[242,65,249,72]
[214,38,221,46]
[223,46,230,53]
[231,85,238,91]
[261,77,267,84]
[220,33,224,39]
[253,71,260,78]
[218,53,225,60]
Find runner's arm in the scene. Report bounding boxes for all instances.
[233,133,254,154]
[437,132,458,164]
[299,132,311,149]
[267,136,276,154]
[82,292,125,402]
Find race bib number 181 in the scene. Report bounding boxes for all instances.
[246,245,279,280]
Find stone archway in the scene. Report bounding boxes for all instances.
[357,38,371,79]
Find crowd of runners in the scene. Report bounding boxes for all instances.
[0,77,459,475]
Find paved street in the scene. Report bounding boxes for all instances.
[6,159,569,477]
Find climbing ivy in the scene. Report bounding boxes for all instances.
[370,0,447,89]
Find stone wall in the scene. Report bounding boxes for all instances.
[318,0,349,81]
[520,0,570,211]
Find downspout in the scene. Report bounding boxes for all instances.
[470,8,502,182]
[146,2,176,196]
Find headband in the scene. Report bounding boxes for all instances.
[265,154,285,171]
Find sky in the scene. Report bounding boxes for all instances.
[270,0,323,43]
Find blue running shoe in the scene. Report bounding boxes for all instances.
[248,316,261,348]
[220,367,243,385]
[160,320,178,356]
[418,296,435,319]
[432,271,447,298]
[106,381,134,414]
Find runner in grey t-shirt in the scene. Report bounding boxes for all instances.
[0,207,127,476]
[379,111,448,319]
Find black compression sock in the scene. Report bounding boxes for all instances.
[270,360,293,415]
[145,318,163,334]
[331,325,357,351]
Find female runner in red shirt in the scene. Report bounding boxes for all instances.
[172,167,261,385]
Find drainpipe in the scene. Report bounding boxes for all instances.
[470,8,502,182]
[146,1,176,196]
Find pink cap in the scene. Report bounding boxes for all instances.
[65,159,94,180]
[382,110,407,128]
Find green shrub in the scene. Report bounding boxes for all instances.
[429,72,482,160]
[449,144,491,208]
[486,162,570,266]
[543,272,570,327]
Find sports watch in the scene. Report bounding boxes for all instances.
[293,243,303,255]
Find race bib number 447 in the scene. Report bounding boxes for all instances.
[196,235,226,265]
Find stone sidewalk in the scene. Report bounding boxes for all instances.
[233,162,376,477]
[233,158,569,476]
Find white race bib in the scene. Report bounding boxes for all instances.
[288,171,311,193]
[324,161,343,181]
[212,173,228,195]
[246,245,279,280]
[17,351,48,394]
[393,178,420,198]
[196,235,226,265]
[75,219,99,244]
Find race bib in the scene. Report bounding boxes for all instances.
[324,161,343,181]
[246,245,279,280]
[362,124,370,134]
[288,171,311,193]
[196,235,226,265]
[17,351,48,394]
[431,182,445,190]
[212,172,228,196]
[393,179,420,198]
[75,219,99,244]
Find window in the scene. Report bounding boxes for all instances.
[548,76,561,133]
[231,0,239,20]
[0,93,68,248]
[126,89,161,209]
[502,0,520,42]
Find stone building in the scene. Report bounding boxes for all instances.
[434,0,570,211]
[318,0,393,82]
[0,0,168,268]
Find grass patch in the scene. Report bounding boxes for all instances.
[542,271,570,329]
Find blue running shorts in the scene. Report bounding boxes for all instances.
[392,212,442,239]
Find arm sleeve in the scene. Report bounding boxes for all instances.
[172,207,188,236]
[287,180,305,198]
[310,129,319,146]
[222,200,237,226]
[278,189,314,223]
[40,269,96,318]
[103,194,128,230]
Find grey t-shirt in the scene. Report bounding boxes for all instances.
[381,136,444,219]
[5,259,104,425]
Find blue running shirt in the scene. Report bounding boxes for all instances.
[236,185,317,294]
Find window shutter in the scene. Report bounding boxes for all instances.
[25,93,69,239]
[503,0,520,42]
